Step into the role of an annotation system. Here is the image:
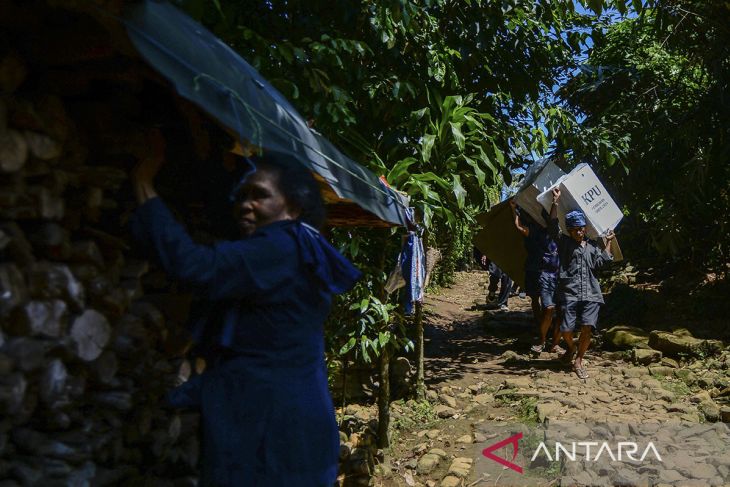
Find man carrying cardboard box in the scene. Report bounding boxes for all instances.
[509,199,565,356]
[549,188,615,380]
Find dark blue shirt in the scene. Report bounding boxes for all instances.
[130,197,360,485]
[524,212,559,274]
[548,215,613,303]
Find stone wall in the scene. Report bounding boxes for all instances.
[0,2,390,485]
[0,3,208,485]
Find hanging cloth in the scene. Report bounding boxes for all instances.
[400,232,426,315]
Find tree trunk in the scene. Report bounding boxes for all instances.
[339,357,348,426]
[376,345,390,448]
[375,230,391,448]
[414,300,425,400]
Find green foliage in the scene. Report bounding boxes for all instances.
[390,399,438,431]
[180,0,605,193]
[654,374,691,398]
[178,0,639,370]
[495,395,539,425]
[389,399,438,451]
[428,218,476,288]
[392,93,505,229]
[324,229,413,365]
[516,397,540,425]
[562,2,730,272]
[339,294,411,364]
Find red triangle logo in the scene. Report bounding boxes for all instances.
[482,432,523,474]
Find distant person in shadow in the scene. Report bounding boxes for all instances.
[474,248,512,311]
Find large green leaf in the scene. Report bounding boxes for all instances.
[452,175,466,209]
[464,156,486,186]
[491,141,506,167]
[450,122,465,151]
[587,0,603,16]
[421,134,437,163]
[387,157,418,185]
[411,172,450,190]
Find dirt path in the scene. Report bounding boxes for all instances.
[373,271,724,487]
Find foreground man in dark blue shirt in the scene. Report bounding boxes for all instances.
[131,132,361,486]
[549,188,614,380]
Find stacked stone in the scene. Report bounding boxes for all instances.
[0,47,200,486]
[336,406,381,487]
[2,2,389,483]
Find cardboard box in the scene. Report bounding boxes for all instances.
[514,160,566,227]
[473,200,527,289]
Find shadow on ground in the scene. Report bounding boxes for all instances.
[423,301,545,384]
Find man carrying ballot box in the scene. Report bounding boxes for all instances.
[549,188,615,380]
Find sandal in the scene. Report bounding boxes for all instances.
[574,365,589,380]
[530,343,544,354]
[548,345,566,355]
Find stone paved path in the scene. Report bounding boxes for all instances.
[373,271,729,487]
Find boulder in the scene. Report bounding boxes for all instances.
[439,394,457,408]
[416,453,440,475]
[434,405,456,418]
[27,263,85,310]
[0,129,28,173]
[536,401,561,422]
[660,357,680,368]
[647,365,674,377]
[3,337,53,372]
[70,310,111,361]
[8,300,68,338]
[447,457,472,478]
[631,348,662,365]
[604,325,650,350]
[23,130,61,160]
[648,330,723,357]
[699,400,721,422]
[428,448,447,458]
[690,390,712,404]
[503,377,532,389]
[473,393,494,405]
[673,369,697,387]
[0,372,27,414]
[39,359,68,406]
[440,477,461,487]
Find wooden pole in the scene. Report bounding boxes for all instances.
[414,300,425,401]
[376,345,391,448]
[376,230,391,448]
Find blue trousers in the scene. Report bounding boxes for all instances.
[488,264,513,307]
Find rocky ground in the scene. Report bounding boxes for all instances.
[346,270,730,487]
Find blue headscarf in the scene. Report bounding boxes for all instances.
[565,210,586,228]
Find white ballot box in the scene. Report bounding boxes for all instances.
[537,163,623,239]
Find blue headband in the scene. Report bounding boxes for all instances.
[565,210,586,228]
